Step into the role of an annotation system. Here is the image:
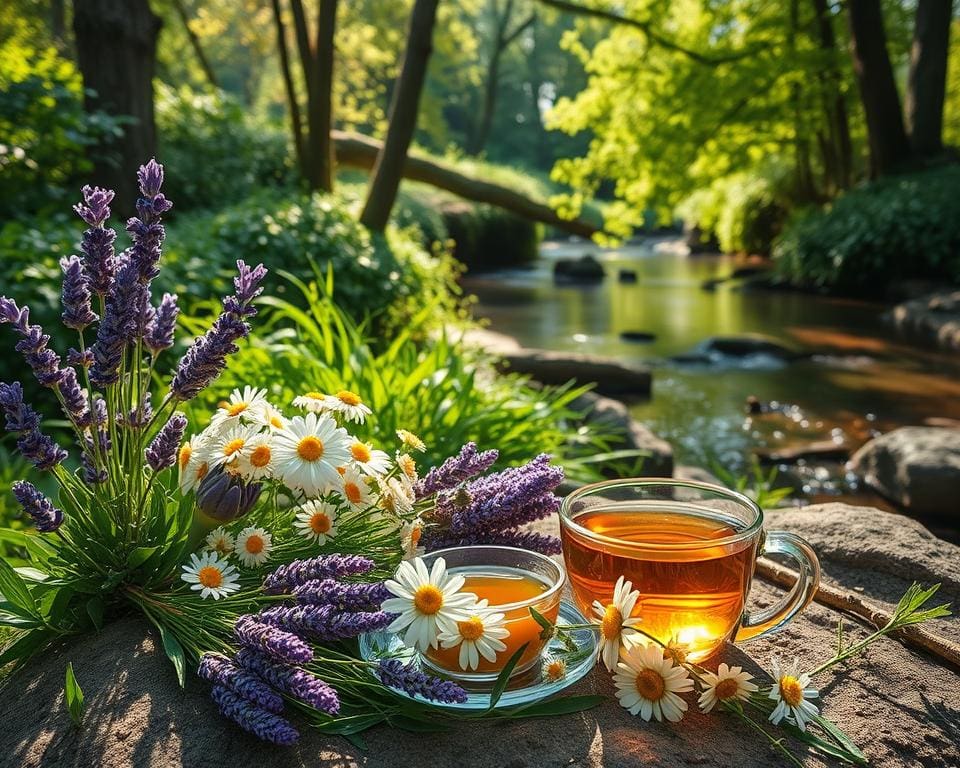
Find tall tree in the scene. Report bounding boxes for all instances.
[360,0,440,231]
[170,0,220,90]
[73,0,161,212]
[905,0,954,157]
[811,0,853,192]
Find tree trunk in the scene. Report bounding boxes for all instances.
[469,45,504,156]
[905,0,954,157]
[337,131,599,238]
[73,0,161,213]
[171,0,219,90]
[811,0,853,191]
[270,0,306,177]
[305,0,336,192]
[846,0,911,177]
[360,0,440,231]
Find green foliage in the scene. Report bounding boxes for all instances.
[155,83,293,211]
[711,459,793,509]
[0,18,122,217]
[64,662,85,727]
[773,166,960,292]
[676,162,792,255]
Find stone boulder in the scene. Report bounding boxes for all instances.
[498,349,652,398]
[3,504,958,768]
[886,290,960,352]
[553,254,605,283]
[850,426,960,519]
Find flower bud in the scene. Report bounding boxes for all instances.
[196,467,262,522]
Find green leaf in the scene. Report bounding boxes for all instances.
[65,662,85,727]
[0,557,38,619]
[486,642,529,712]
[0,628,53,667]
[126,546,160,570]
[86,596,105,630]
[501,694,605,719]
[0,611,43,628]
[812,714,868,764]
[157,623,186,688]
[529,606,556,641]
[15,567,50,583]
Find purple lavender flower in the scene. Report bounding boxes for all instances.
[126,160,172,288]
[89,260,145,386]
[257,605,393,642]
[262,554,375,595]
[73,185,116,296]
[234,648,340,714]
[138,158,165,198]
[0,382,67,470]
[67,347,94,369]
[60,256,98,330]
[210,685,299,746]
[123,394,153,429]
[57,367,88,425]
[422,528,561,556]
[81,449,108,484]
[374,659,468,704]
[196,467,262,521]
[234,615,313,664]
[145,293,179,354]
[198,653,284,714]
[145,412,187,471]
[291,579,391,611]
[414,442,499,498]
[169,261,267,401]
[12,480,63,532]
[0,298,63,387]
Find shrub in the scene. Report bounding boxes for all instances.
[155,84,293,211]
[774,165,960,292]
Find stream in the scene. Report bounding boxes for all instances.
[464,238,960,531]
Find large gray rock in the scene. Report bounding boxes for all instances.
[886,290,960,352]
[850,426,960,519]
[498,349,652,398]
[3,504,958,768]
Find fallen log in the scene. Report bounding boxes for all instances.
[332,130,601,240]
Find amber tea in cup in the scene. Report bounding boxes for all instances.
[560,479,820,662]
[418,546,564,683]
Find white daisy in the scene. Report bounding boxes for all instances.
[396,428,426,452]
[292,391,331,413]
[382,557,478,652]
[337,466,373,510]
[210,386,269,428]
[348,440,391,476]
[613,642,694,722]
[324,390,372,424]
[178,433,212,494]
[544,656,567,682]
[293,500,338,545]
[235,526,273,568]
[395,452,418,483]
[698,663,759,713]
[768,657,819,731]
[438,599,510,671]
[273,412,351,497]
[592,575,643,671]
[399,517,426,560]
[180,551,240,600]
[204,527,235,556]
[208,422,263,469]
[251,402,288,432]
[379,475,414,516]
[236,432,275,480]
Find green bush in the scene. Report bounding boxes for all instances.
[155,84,293,211]
[677,163,792,255]
[774,166,960,292]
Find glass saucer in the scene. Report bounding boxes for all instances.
[358,600,598,710]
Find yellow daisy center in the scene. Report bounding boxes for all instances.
[458,616,485,641]
[413,584,443,615]
[305,391,325,400]
[399,455,416,478]
[297,436,324,461]
[350,442,372,463]
[226,402,248,417]
[779,676,804,707]
[600,604,623,640]
[546,660,566,680]
[343,481,363,504]
[178,443,192,471]
[223,437,246,456]
[309,512,331,534]
[635,669,666,701]
[410,526,422,546]
[250,445,272,468]
[715,677,740,700]
[269,416,284,429]
[244,534,265,554]
[197,565,223,588]
[336,390,362,406]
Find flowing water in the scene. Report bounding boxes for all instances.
[464,239,960,524]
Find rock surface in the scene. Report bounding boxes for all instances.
[553,254,605,282]
[850,426,960,519]
[2,504,958,768]
[886,290,960,352]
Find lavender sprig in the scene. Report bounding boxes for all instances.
[374,659,468,704]
[210,686,299,746]
[145,412,187,471]
[257,605,393,642]
[0,298,63,387]
[126,158,172,288]
[89,260,147,386]
[262,554,375,595]
[0,382,67,470]
[57,367,88,425]
[145,293,179,354]
[423,528,561,555]
[234,649,340,714]
[73,185,116,296]
[291,579,391,610]
[12,481,64,532]
[59,255,97,330]
[198,653,284,714]
[233,615,313,664]
[414,442,499,498]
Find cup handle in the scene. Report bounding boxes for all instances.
[734,530,821,643]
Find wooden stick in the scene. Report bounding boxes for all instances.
[755,558,960,672]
